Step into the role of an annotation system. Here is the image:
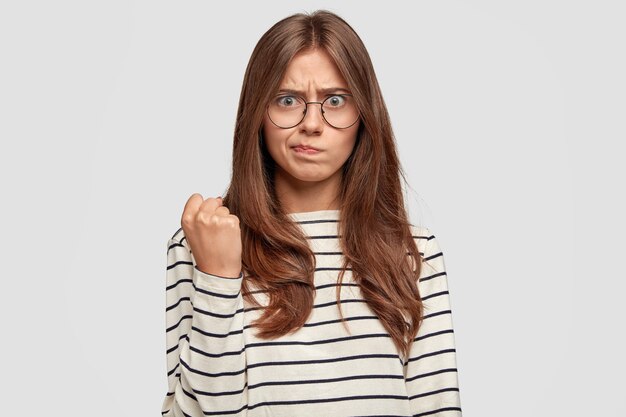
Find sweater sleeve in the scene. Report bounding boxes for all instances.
[161,233,248,417]
[404,227,463,416]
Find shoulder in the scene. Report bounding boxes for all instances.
[409,223,434,254]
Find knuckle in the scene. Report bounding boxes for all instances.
[181,212,194,225]
[197,212,211,225]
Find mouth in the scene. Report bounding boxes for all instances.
[291,145,321,155]
[291,145,321,151]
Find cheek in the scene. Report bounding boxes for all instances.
[262,122,288,161]
[338,129,359,159]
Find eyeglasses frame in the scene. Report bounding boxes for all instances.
[266,93,361,130]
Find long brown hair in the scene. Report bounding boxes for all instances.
[220,9,424,360]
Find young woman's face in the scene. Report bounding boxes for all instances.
[261,48,360,187]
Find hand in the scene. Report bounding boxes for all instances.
[180,194,242,279]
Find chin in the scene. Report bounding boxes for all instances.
[285,169,330,183]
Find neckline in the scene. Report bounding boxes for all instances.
[286,209,340,221]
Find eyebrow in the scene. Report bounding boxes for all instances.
[277,87,351,95]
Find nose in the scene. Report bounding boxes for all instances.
[300,102,325,132]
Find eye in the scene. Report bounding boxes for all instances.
[275,95,302,107]
[324,95,347,108]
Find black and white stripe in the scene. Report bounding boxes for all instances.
[161,210,462,416]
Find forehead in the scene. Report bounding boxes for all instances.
[279,49,348,92]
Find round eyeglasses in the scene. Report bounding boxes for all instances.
[266,93,360,129]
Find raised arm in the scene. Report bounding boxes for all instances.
[404,227,463,416]
[161,232,248,417]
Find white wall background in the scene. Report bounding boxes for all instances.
[1,1,624,415]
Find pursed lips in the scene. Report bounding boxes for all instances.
[291,145,321,151]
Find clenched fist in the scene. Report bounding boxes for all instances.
[180,194,243,279]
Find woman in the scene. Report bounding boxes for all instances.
[162,9,462,417]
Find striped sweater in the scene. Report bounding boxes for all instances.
[161,209,462,416]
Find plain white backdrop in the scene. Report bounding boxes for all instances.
[1,1,624,415]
